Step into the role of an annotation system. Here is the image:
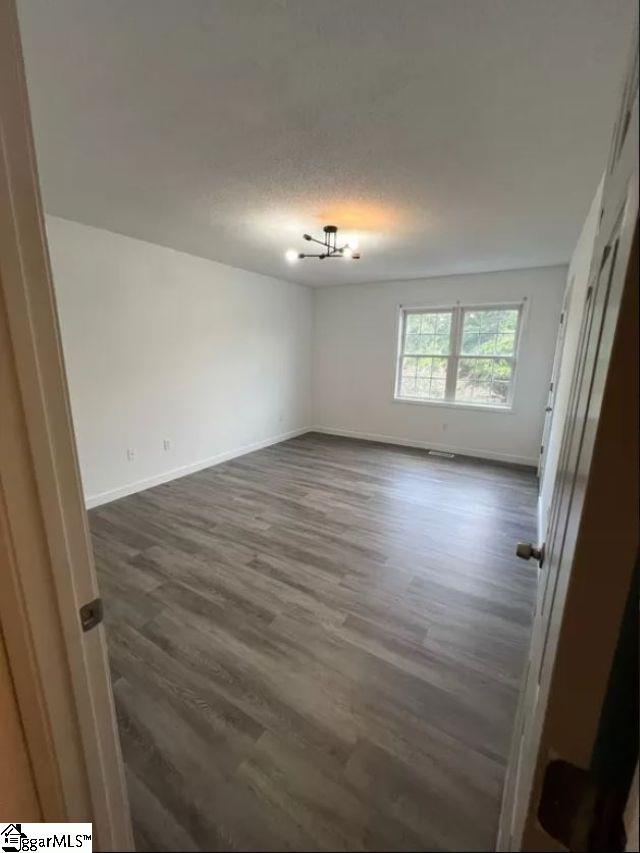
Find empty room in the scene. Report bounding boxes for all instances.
[2,1,638,851]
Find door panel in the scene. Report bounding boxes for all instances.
[0,2,133,847]
[498,28,638,850]
[539,233,617,668]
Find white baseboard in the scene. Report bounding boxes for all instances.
[311,425,537,468]
[85,427,310,509]
[86,424,536,508]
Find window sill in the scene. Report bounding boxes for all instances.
[393,395,515,414]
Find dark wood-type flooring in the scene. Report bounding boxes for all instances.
[89,432,538,852]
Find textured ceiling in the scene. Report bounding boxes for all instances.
[18,0,635,286]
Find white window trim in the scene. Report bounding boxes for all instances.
[393,300,526,412]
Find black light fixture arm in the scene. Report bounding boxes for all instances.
[302,234,330,249]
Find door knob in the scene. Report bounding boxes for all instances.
[516,542,545,566]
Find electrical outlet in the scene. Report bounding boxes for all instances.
[163,439,172,451]
[126,448,136,462]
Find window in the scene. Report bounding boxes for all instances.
[395,304,522,409]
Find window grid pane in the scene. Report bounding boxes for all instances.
[399,355,448,400]
[455,357,513,405]
[400,310,452,402]
[403,311,452,357]
[461,308,519,357]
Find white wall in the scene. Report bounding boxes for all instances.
[46,216,312,506]
[312,266,567,466]
[47,216,567,506]
[539,179,604,533]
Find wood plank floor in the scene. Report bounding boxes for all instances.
[89,432,539,852]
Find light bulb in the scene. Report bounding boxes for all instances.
[349,238,359,251]
[285,248,299,263]
[343,245,354,258]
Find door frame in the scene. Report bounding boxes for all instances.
[537,275,572,483]
[0,1,132,848]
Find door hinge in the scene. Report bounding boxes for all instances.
[540,444,544,455]
[538,759,626,851]
[79,597,103,632]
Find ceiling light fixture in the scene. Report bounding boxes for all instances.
[285,225,361,262]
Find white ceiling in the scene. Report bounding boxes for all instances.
[18,0,635,287]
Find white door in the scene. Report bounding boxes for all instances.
[498,30,638,851]
[0,3,133,848]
